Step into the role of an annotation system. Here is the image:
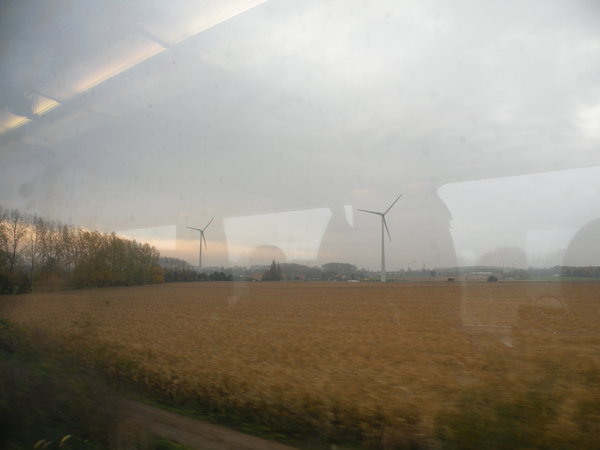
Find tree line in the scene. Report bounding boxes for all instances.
[0,207,163,294]
[262,260,282,281]
[5,205,600,294]
[158,257,232,282]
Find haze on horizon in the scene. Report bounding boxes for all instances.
[1,0,600,270]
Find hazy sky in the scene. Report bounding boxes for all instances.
[1,0,600,269]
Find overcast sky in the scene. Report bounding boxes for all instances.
[1,0,600,269]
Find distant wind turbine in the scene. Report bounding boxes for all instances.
[187,217,214,273]
[358,194,402,282]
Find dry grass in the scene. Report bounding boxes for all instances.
[3,282,600,448]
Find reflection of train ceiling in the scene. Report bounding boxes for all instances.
[0,0,267,138]
[1,0,600,195]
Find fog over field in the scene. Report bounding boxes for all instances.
[1,0,600,269]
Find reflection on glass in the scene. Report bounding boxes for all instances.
[224,207,332,265]
[117,224,177,251]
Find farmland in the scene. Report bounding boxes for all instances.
[2,282,600,448]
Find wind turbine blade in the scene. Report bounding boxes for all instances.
[357,208,382,215]
[187,226,202,232]
[384,194,403,215]
[203,217,215,231]
[383,217,392,241]
[202,232,208,250]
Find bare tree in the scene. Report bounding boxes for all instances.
[0,207,8,274]
[24,215,46,277]
[0,209,28,281]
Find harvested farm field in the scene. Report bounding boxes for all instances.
[3,281,600,448]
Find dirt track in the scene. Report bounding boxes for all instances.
[120,398,296,449]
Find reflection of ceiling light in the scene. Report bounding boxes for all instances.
[33,96,60,116]
[73,40,166,94]
[0,114,31,133]
[146,0,267,45]
[68,0,267,98]
[0,96,59,136]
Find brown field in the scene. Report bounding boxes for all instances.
[3,282,600,448]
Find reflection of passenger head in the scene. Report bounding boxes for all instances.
[248,245,286,266]
[563,218,600,266]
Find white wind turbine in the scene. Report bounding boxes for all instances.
[358,194,402,282]
[187,217,214,273]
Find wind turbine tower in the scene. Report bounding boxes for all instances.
[358,194,402,282]
[187,217,214,273]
